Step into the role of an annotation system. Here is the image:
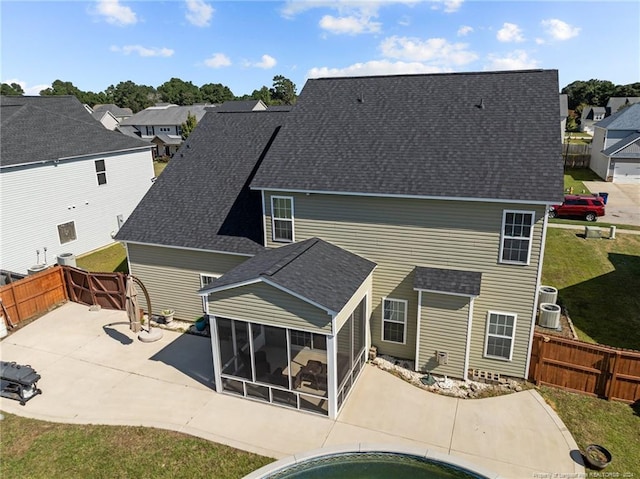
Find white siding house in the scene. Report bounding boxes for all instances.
[0,95,155,273]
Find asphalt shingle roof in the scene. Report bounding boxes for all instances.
[602,131,640,158]
[606,97,640,115]
[1,96,151,168]
[215,100,267,112]
[119,104,210,126]
[595,103,640,130]
[115,111,288,255]
[203,237,377,313]
[251,70,564,203]
[413,266,482,296]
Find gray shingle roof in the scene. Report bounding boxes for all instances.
[1,96,151,168]
[119,104,210,126]
[92,104,133,117]
[606,97,640,115]
[595,103,640,130]
[602,131,640,158]
[203,237,376,313]
[215,100,267,112]
[413,266,482,296]
[115,111,288,255]
[251,70,563,203]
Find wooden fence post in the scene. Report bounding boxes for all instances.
[605,350,621,401]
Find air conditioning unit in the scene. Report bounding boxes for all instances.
[539,303,561,329]
[539,285,558,305]
[27,264,48,275]
[57,253,76,267]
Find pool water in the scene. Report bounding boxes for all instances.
[264,452,488,479]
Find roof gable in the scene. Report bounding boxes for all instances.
[251,70,563,203]
[202,238,376,313]
[603,131,640,158]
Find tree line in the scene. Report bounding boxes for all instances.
[0,75,297,113]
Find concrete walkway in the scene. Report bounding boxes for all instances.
[0,302,584,478]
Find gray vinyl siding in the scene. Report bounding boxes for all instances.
[263,191,545,378]
[127,243,248,321]
[209,282,332,333]
[418,293,469,378]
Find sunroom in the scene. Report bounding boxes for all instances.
[199,238,376,418]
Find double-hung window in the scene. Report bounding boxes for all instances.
[95,159,107,185]
[484,312,516,360]
[500,210,534,265]
[382,298,407,344]
[271,196,294,242]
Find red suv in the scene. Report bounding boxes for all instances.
[549,195,605,222]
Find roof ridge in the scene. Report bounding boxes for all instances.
[261,238,320,278]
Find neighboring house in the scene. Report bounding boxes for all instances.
[560,94,568,140]
[88,104,134,130]
[0,95,155,274]
[214,99,267,112]
[580,106,606,134]
[86,105,119,130]
[116,70,563,419]
[590,103,640,183]
[606,97,640,116]
[119,103,211,157]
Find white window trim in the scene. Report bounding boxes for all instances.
[381,297,407,345]
[483,311,517,361]
[200,273,220,311]
[271,195,295,243]
[499,209,535,265]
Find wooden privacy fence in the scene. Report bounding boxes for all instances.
[0,266,68,327]
[529,333,640,403]
[563,143,591,168]
[63,267,126,310]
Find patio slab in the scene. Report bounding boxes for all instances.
[0,302,584,478]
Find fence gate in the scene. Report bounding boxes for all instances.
[63,267,126,310]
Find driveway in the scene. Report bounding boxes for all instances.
[584,181,640,226]
[0,302,584,478]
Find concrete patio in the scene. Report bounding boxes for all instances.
[0,302,584,478]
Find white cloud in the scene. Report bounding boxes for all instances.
[110,45,174,57]
[485,50,539,71]
[541,18,580,41]
[204,53,231,68]
[457,25,473,36]
[496,22,524,43]
[380,36,478,66]
[308,60,449,79]
[254,54,277,69]
[282,0,462,20]
[95,0,137,26]
[535,38,545,45]
[1,79,50,96]
[319,14,381,34]
[185,0,214,27]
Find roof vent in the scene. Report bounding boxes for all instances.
[357,93,364,103]
[476,98,485,109]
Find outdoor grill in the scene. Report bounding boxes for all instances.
[0,361,42,405]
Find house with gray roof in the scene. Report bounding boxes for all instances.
[590,102,640,183]
[116,69,563,419]
[0,95,155,274]
[606,97,640,116]
[88,103,134,130]
[119,103,211,157]
[580,105,606,134]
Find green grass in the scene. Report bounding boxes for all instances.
[549,219,640,231]
[563,168,602,195]
[0,413,273,479]
[154,159,169,177]
[76,243,128,273]
[542,228,640,348]
[537,387,640,474]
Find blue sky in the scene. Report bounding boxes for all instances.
[2,1,639,97]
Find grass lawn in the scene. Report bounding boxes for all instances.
[154,160,169,177]
[0,413,273,479]
[542,228,640,348]
[76,243,128,273]
[537,387,640,474]
[563,168,602,195]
